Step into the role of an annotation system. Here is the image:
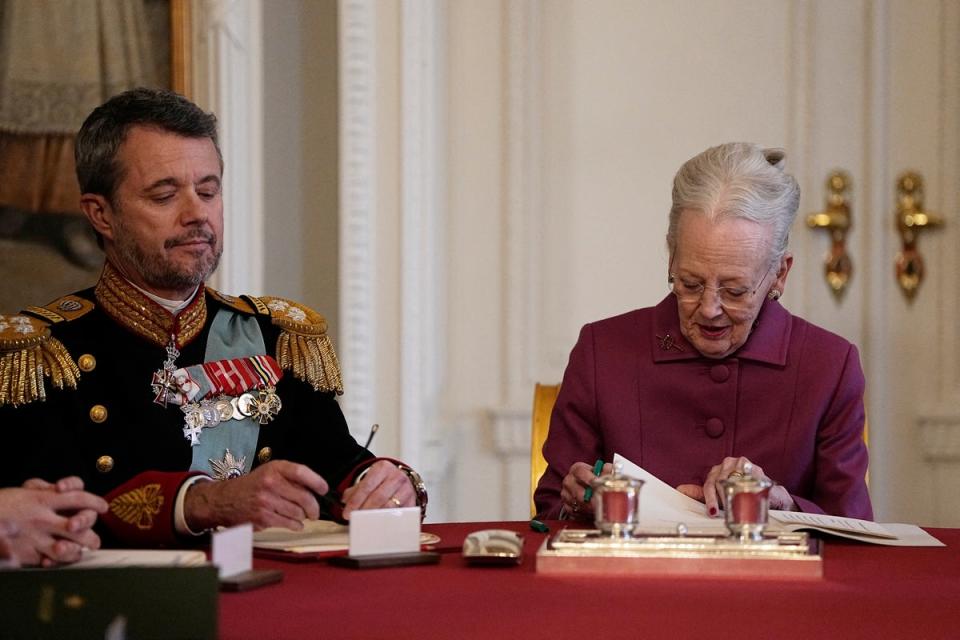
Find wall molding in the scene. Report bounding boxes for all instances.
[938,0,960,397]
[502,0,544,409]
[191,0,264,296]
[918,412,960,461]
[489,408,532,456]
[467,0,546,520]
[488,407,535,517]
[399,0,451,521]
[862,0,894,513]
[400,0,443,466]
[337,0,378,443]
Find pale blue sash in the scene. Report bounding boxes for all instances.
[189,309,266,475]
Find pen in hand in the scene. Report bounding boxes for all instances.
[315,488,341,507]
[582,458,605,502]
[315,423,380,516]
[364,423,380,449]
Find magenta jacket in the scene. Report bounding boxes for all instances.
[534,295,873,520]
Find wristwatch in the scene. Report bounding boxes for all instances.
[397,464,428,521]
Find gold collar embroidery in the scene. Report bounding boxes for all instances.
[94,262,207,349]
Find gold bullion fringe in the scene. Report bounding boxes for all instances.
[0,337,80,407]
[276,331,343,394]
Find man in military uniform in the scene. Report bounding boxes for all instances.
[0,88,426,547]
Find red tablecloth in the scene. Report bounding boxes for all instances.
[220,522,960,640]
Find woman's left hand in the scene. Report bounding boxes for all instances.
[677,456,796,517]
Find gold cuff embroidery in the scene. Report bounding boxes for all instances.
[109,483,164,530]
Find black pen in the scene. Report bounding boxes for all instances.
[314,488,343,512]
[364,423,380,449]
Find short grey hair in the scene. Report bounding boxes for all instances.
[76,87,222,204]
[666,142,800,269]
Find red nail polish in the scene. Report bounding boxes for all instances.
[709,506,717,516]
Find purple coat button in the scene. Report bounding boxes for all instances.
[709,365,730,382]
[705,417,724,438]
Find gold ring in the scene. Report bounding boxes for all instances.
[728,471,744,480]
[390,496,402,507]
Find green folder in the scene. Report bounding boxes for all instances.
[0,566,218,639]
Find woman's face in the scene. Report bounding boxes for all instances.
[670,211,791,359]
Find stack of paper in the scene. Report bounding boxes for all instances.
[253,519,441,556]
[65,549,208,568]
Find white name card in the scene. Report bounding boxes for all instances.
[348,507,421,557]
[211,523,253,578]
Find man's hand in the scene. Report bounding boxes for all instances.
[0,477,108,567]
[184,460,329,532]
[341,461,416,520]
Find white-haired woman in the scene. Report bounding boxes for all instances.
[535,142,872,521]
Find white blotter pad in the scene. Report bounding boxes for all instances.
[348,507,421,557]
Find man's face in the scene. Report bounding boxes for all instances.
[102,125,223,299]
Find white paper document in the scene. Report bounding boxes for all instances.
[613,452,945,546]
[769,510,895,539]
[65,549,207,569]
[613,453,726,535]
[254,518,439,555]
[254,520,353,553]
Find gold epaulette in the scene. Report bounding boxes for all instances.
[0,305,84,407]
[246,295,343,395]
[206,287,257,314]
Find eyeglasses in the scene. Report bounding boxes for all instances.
[668,267,773,313]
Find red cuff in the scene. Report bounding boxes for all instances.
[102,471,206,546]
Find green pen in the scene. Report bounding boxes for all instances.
[529,519,550,533]
[582,459,605,502]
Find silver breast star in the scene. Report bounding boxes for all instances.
[209,449,247,480]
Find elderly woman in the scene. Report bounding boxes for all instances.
[534,142,872,521]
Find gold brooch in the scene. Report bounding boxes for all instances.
[656,334,684,352]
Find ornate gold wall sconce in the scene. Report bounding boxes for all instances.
[894,172,943,302]
[806,171,853,300]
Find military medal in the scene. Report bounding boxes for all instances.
[215,397,234,421]
[151,335,181,406]
[169,355,284,445]
[181,404,205,445]
[209,449,247,480]
[180,398,228,445]
[235,392,257,419]
[250,386,282,425]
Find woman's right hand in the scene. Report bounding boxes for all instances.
[560,461,612,520]
[0,479,108,567]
